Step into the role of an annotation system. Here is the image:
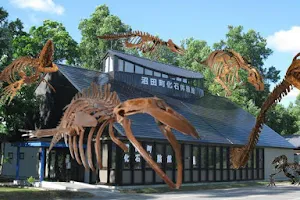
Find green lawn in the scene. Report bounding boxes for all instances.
[0,186,94,200]
[120,181,276,194]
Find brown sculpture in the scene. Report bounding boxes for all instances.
[199,49,264,95]
[230,53,300,169]
[22,83,199,189]
[98,31,264,95]
[97,31,185,55]
[0,39,58,104]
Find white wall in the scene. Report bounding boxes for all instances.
[2,143,40,179]
[264,147,294,180]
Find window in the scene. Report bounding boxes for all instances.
[124,61,134,73]
[154,71,161,77]
[166,145,173,169]
[156,144,163,168]
[193,146,199,168]
[109,57,114,72]
[162,74,168,78]
[216,147,221,169]
[145,69,153,76]
[135,65,143,74]
[176,77,182,82]
[8,152,13,159]
[104,57,109,72]
[123,143,130,169]
[208,147,214,169]
[223,148,228,169]
[20,152,24,160]
[200,146,207,169]
[118,59,124,71]
[183,78,187,83]
[145,143,153,169]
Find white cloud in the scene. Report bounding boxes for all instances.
[267,26,300,53]
[10,0,65,15]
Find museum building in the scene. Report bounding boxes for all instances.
[1,50,294,186]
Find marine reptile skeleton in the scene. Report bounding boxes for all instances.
[230,53,300,169]
[22,83,199,189]
[97,30,185,55]
[0,39,58,104]
[97,31,264,95]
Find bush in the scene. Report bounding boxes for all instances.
[27,176,35,186]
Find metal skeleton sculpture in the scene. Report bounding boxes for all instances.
[97,31,185,56]
[199,50,264,95]
[230,53,300,169]
[22,83,199,189]
[97,31,264,96]
[0,40,58,104]
[271,155,300,185]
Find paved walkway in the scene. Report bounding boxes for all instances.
[41,182,300,200]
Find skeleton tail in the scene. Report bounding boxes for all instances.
[245,79,292,152]
[20,127,70,151]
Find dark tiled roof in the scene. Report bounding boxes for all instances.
[57,64,294,149]
[107,50,203,79]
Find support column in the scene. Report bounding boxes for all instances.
[16,146,20,180]
[40,147,45,182]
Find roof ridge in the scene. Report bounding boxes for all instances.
[108,49,201,75]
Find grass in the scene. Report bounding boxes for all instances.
[0,186,94,200]
[120,181,275,194]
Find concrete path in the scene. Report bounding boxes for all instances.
[40,182,300,200]
[78,184,300,200]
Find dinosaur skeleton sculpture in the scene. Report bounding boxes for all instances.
[97,31,185,56]
[22,83,199,189]
[199,50,264,95]
[97,31,264,95]
[271,155,300,184]
[230,53,300,169]
[0,40,58,104]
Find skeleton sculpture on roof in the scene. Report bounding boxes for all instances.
[230,53,300,169]
[0,40,58,104]
[97,31,264,96]
[22,83,199,189]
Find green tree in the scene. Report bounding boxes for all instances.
[0,7,26,69]
[266,104,298,135]
[213,25,280,107]
[78,4,130,70]
[12,20,79,65]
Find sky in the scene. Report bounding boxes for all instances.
[2,0,300,107]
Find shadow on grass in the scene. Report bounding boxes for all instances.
[0,186,94,200]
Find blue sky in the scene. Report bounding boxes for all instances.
[2,0,300,107]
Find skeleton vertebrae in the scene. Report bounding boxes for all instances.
[22,82,199,189]
[230,53,300,169]
[97,30,185,55]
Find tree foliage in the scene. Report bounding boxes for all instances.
[12,20,79,65]
[78,5,130,70]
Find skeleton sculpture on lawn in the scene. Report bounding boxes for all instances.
[230,53,300,169]
[97,31,264,96]
[0,39,58,104]
[271,155,300,185]
[22,82,199,189]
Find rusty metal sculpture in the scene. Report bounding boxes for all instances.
[22,82,199,189]
[230,53,300,169]
[271,155,300,185]
[199,50,264,95]
[98,31,264,95]
[97,31,185,55]
[0,39,58,104]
